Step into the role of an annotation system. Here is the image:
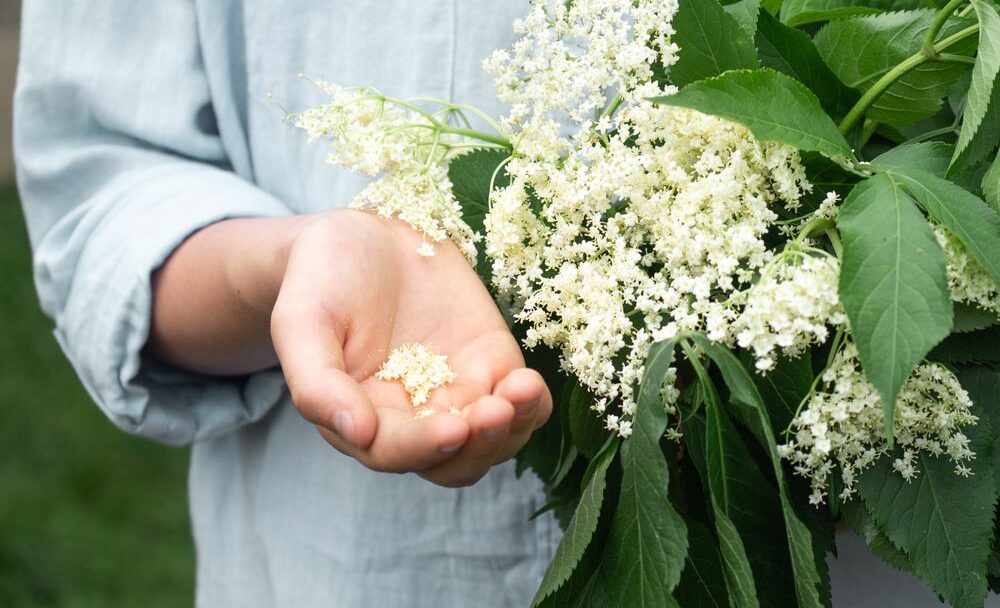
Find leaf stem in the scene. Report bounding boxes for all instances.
[923,0,969,57]
[839,24,980,135]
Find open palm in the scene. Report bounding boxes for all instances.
[271,210,552,487]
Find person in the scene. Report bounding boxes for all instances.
[14,2,560,606]
[18,3,1000,608]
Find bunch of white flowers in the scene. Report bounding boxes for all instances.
[483,0,811,428]
[934,224,1000,318]
[376,343,458,407]
[779,344,976,505]
[732,254,848,372]
[294,81,478,260]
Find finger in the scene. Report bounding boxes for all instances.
[319,393,472,473]
[493,368,553,463]
[271,292,377,449]
[420,395,515,487]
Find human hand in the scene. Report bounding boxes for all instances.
[270,210,553,487]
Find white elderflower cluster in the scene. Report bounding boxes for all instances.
[934,224,1000,318]
[779,344,977,505]
[486,102,810,425]
[375,343,458,407]
[484,0,680,155]
[483,0,812,432]
[294,81,477,260]
[733,254,847,372]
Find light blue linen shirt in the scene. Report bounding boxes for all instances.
[15,2,997,607]
[15,2,561,606]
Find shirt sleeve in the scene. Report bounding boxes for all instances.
[14,1,292,445]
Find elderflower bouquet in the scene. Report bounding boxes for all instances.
[294,0,1000,605]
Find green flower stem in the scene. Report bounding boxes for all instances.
[839,24,980,135]
[923,0,969,57]
[936,53,977,64]
[794,217,835,245]
[438,126,511,148]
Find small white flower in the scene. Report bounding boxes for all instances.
[376,343,458,407]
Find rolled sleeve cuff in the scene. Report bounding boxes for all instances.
[48,165,293,446]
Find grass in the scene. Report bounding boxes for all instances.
[0,184,195,607]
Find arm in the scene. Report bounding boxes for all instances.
[149,210,553,487]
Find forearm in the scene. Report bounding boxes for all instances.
[148,216,308,376]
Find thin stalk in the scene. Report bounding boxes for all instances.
[901,124,959,145]
[438,126,511,148]
[922,0,968,57]
[839,24,980,135]
[936,53,977,64]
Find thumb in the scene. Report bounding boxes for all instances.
[270,293,378,449]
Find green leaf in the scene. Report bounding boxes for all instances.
[873,141,955,176]
[448,148,511,280]
[685,336,825,608]
[591,341,688,607]
[755,11,859,119]
[814,11,976,127]
[670,0,759,87]
[779,0,925,26]
[714,509,761,608]
[930,327,1000,365]
[857,417,996,607]
[675,520,732,608]
[567,382,609,461]
[841,499,913,573]
[653,69,854,158]
[533,438,619,607]
[686,350,762,608]
[837,173,952,442]
[750,353,815,436]
[951,0,1000,173]
[724,0,762,39]
[881,167,1000,287]
[953,302,1000,333]
[984,154,1000,212]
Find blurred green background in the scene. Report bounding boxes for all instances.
[0,183,195,607]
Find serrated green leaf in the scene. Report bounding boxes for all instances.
[448,148,511,280]
[951,0,1000,173]
[533,438,618,607]
[873,141,955,175]
[714,509,761,608]
[841,499,914,573]
[755,11,859,119]
[675,520,732,608]
[685,336,825,608]
[930,327,1000,365]
[881,167,1000,287]
[779,0,923,27]
[814,11,976,127]
[567,382,609,461]
[653,69,853,158]
[724,0,762,38]
[857,414,996,608]
[984,154,1000,212]
[751,353,815,436]
[953,302,1000,333]
[590,340,688,607]
[686,348,763,608]
[837,173,952,442]
[670,0,759,86]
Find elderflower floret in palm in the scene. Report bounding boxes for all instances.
[779,344,976,505]
[376,343,457,409]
